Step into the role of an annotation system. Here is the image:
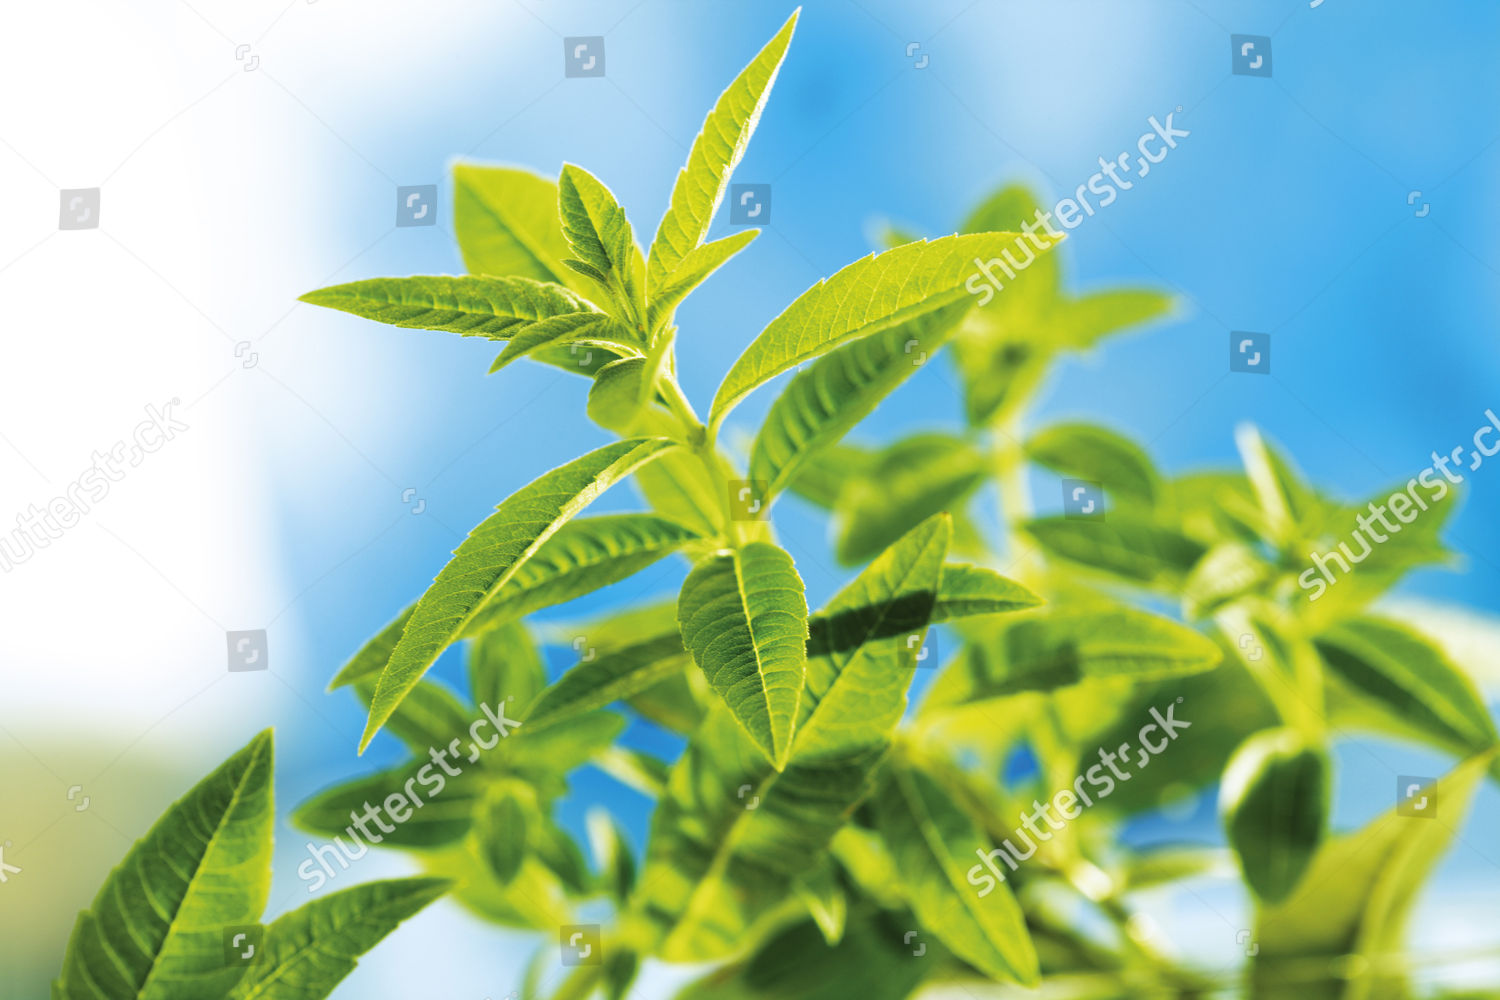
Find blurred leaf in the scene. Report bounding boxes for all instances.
[1316,616,1498,764]
[587,356,656,433]
[929,604,1222,707]
[1021,515,1206,588]
[1053,289,1173,350]
[872,756,1039,985]
[646,11,797,292]
[749,299,970,499]
[593,746,671,798]
[1235,425,1313,546]
[793,862,847,945]
[475,785,529,884]
[1220,728,1329,904]
[1024,422,1159,502]
[834,433,988,565]
[453,163,581,290]
[677,541,810,768]
[1117,845,1230,892]
[55,732,273,1000]
[1252,752,1493,1000]
[784,442,875,510]
[524,632,691,732]
[504,710,627,777]
[468,621,547,718]
[293,761,481,849]
[1182,541,1271,619]
[671,910,929,1000]
[359,437,676,751]
[587,808,638,906]
[710,233,1055,433]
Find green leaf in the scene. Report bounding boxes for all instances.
[643,517,950,960]
[792,862,847,945]
[647,230,758,330]
[228,877,447,1000]
[330,605,415,689]
[783,442,874,509]
[833,433,989,565]
[748,299,971,499]
[1220,728,1329,904]
[677,542,809,767]
[587,357,654,433]
[1020,515,1207,587]
[710,232,1056,433]
[928,604,1222,707]
[475,786,529,884]
[586,808,638,906]
[1315,616,1498,761]
[299,275,596,340]
[1235,424,1313,545]
[871,756,1039,985]
[1052,289,1173,350]
[488,313,640,374]
[292,761,481,849]
[558,164,646,321]
[503,710,627,780]
[54,732,274,1000]
[469,621,547,718]
[1252,752,1493,1000]
[646,10,798,293]
[1181,541,1271,619]
[453,163,580,290]
[929,563,1042,620]
[523,632,690,732]
[352,677,472,758]
[462,514,700,638]
[359,438,677,751]
[670,910,929,1000]
[1024,422,1159,502]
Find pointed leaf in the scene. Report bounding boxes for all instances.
[1024,422,1159,502]
[558,164,646,320]
[453,163,581,290]
[872,757,1039,985]
[228,877,447,1000]
[489,313,640,374]
[360,438,677,750]
[833,433,988,565]
[54,732,274,1000]
[469,621,547,718]
[292,761,482,849]
[463,514,701,638]
[523,632,690,732]
[330,605,415,690]
[709,232,1056,432]
[1220,728,1329,904]
[646,230,758,330]
[299,275,596,339]
[749,299,970,499]
[1020,515,1207,587]
[677,542,809,767]
[646,11,797,292]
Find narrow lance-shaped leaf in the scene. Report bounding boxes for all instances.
[462,514,701,637]
[1024,422,1159,502]
[360,437,677,751]
[489,314,640,374]
[749,299,971,499]
[677,542,809,768]
[645,10,798,292]
[558,164,646,323]
[709,232,1057,433]
[228,877,449,1000]
[872,756,1040,986]
[646,230,758,330]
[523,632,690,732]
[54,732,274,1000]
[299,275,596,339]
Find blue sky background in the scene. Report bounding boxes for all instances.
[5,0,1500,996]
